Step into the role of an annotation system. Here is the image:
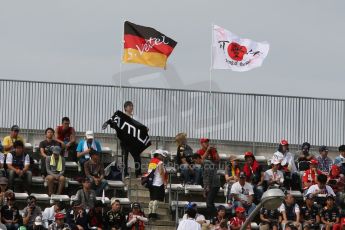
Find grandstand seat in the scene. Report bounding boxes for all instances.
[24,143,33,150]
[32,176,45,184]
[68,179,81,186]
[106,180,125,189]
[14,192,29,200]
[287,190,303,199]
[171,201,231,210]
[30,193,50,201]
[101,147,112,154]
[65,161,78,170]
[166,166,177,174]
[50,194,70,202]
[219,153,267,163]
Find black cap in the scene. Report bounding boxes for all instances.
[326,195,335,200]
[239,172,246,178]
[11,125,20,131]
[94,200,105,208]
[132,202,141,209]
[319,146,328,152]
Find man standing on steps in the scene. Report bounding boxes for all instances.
[121,101,143,179]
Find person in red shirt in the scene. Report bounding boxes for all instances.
[55,117,77,161]
[302,159,322,191]
[328,164,345,194]
[229,206,250,230]
[197,138,219,162]
[243,151,264,202]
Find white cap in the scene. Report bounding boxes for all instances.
[271,158,280,165]
[85,130,94,139]
[34,216,43,225]
[153,149,168,158]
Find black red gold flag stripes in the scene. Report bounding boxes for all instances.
[122,21,177,68]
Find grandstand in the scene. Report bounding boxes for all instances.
[1,79,345,229]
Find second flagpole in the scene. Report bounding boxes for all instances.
[208,24,214,137]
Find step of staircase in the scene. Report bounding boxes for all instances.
[143,208,170,215]
[148,219,175,226]
[148,225,176,230]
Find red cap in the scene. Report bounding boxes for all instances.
[244,151,254,158]
[280,139,288,146]
[55,213,65,219]
[310,159,318,165]
[235,206,246,213]
[200,138,209,144]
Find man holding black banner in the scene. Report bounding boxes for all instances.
[102,101,151,180]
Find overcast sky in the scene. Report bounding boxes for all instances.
[1,0,344,99]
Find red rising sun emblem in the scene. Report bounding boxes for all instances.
[227,42,247,61]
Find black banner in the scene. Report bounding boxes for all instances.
[102,111,151,155]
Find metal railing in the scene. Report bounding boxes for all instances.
[0,78,344,147]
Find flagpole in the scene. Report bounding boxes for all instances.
[119,20,125,106]
[208,23,214,137]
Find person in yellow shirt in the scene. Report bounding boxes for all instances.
[2,125,25,154]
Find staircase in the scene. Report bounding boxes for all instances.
[127,177,176,230]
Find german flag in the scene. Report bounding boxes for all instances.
[122,21,177,68]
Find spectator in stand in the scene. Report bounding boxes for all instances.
[302,159,322,191]
[0,177,12,207]
[2,125,25,154]
[317,146,333,175]
[1,192,21,230]
[175,133,197,184]
[42,201,64,228]
[297,142,314,162]
[306,174,335,206]
[76,130,102,174]
[104,198,126,230]
[210,205,227,228]
[177,208,201,230]
[243,151,264,201]
[23,196,42,230]
[300,194,320,230]
[328,164,345,193]
[230,172,256,216]
[264,158,284,189]
[84,150,108,196]
[6,140,32,192]
[55,117,77,161]
[334,145,345,175]
[126,202,148,230]
[147,149,167,219]
[33,216,47,230]
[279,194,301,230]
[320,195,341,230]
[75,177,97,210]
[229,206,250,230]
[121,101,143,179]
[273,140,299,190]
[66,200,88,230]
[87,200,105,230]
[48,213,69,230]
[259,207,280,230]
[225,155,240,203]
[197,138,220,163]
[182,203,207,227]
[45,146,65,196]
[202,152,221,218]
[39,128,63,177]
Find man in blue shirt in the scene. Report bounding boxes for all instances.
[334,145,345,175]
[317,146,333,174]
[76,131,102,174]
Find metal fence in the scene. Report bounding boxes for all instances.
[0,79,344,147]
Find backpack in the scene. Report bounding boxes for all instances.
[141,169,155,188]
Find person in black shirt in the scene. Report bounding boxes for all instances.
[300,194,320,230]
[175,133,198,184]
[259,207,280,230]
[1,192,21,230]
[320,195,340,230]
[39,128,62,177]
[105,199,126,230]
[65,201,88,230]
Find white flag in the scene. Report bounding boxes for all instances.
[212,25,270,71]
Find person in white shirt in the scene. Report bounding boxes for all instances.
[182,202,206,226]
[230,172,256,215]
[272,139,300,190]
[42,201,64,228]
[178,208,201,230]
[264,159,284,189]
[147,149,167,219]
[305,174,336,198]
